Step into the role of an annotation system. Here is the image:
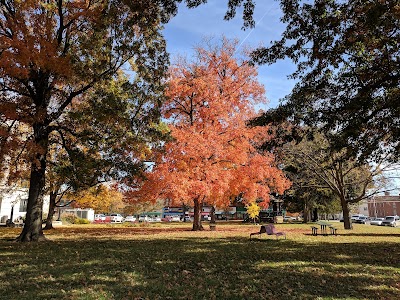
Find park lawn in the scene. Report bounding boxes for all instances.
[0,222,399,300]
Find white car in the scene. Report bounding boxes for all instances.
[124,216,136,223]
[283,216,296,222]
[94,214,106,222]
[351,214,365,221]
[110,213,124,223]
[138,215,151,222]
[170,215,181,222]
[369,217,384,226]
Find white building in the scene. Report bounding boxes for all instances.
[353,199,369,216]
[0,185,49,224]
[62,208,95,222]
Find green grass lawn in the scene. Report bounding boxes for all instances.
[0,222,399,300]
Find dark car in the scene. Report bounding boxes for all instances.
[353,216,369,224]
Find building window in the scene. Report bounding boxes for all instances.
[19,199,28,212]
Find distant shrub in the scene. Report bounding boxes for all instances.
[124,222,139,227]
[62,214,90,224]
[63,213,78,224]
[75,218,90,224]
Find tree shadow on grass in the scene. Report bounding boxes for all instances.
[338,233,400,237]
[0,236,399,300]
[301,233,400,238]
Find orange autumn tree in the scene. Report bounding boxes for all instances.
[129,38,290,230]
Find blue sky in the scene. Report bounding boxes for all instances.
[163,1,296,109]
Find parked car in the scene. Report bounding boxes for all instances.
[183,216,193,222]
[381,216,400,227]
[110,213,124,223]
[94,214,106,223]
[283,216,296,223]
[170,215,181,222]
[353,216,369,224]
[351,214,364,221]
[149,216,162,222]
[370,217,385,226]
[138,215,151,222]
[124,215,136,223]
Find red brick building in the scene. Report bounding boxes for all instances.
[368,193,400,218]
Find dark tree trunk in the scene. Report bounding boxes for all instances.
[209,206,216,231]
[341,196,352,230]
[182,204,188,222]
[312,208,318,222]
[16,124,49,242]
[43,191,57,230]
[302,202,309,223]
[192,197,204,231]
[210,206,216,224]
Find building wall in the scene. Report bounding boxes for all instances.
[0,186,50,223]
[368,195,400,218]
[63,208,95,221]
[354,200,369,216]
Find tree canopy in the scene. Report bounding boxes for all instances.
[0,0,173,241]
[251,0,400,162]
[278,129,387,229]
[71,184,125,214]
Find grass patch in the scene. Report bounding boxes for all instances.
[0,222,399,299]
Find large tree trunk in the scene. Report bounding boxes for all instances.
[341,196,352,230]
[16,125,49,242]
[43,191,57,230]
[192,197,204,231]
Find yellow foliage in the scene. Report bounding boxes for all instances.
[246,202,260,220]
[71,185,124,213]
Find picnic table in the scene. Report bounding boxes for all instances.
[311,221,337,236]
[317,221,331,235]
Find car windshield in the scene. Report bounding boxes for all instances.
[385,217,394,221]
